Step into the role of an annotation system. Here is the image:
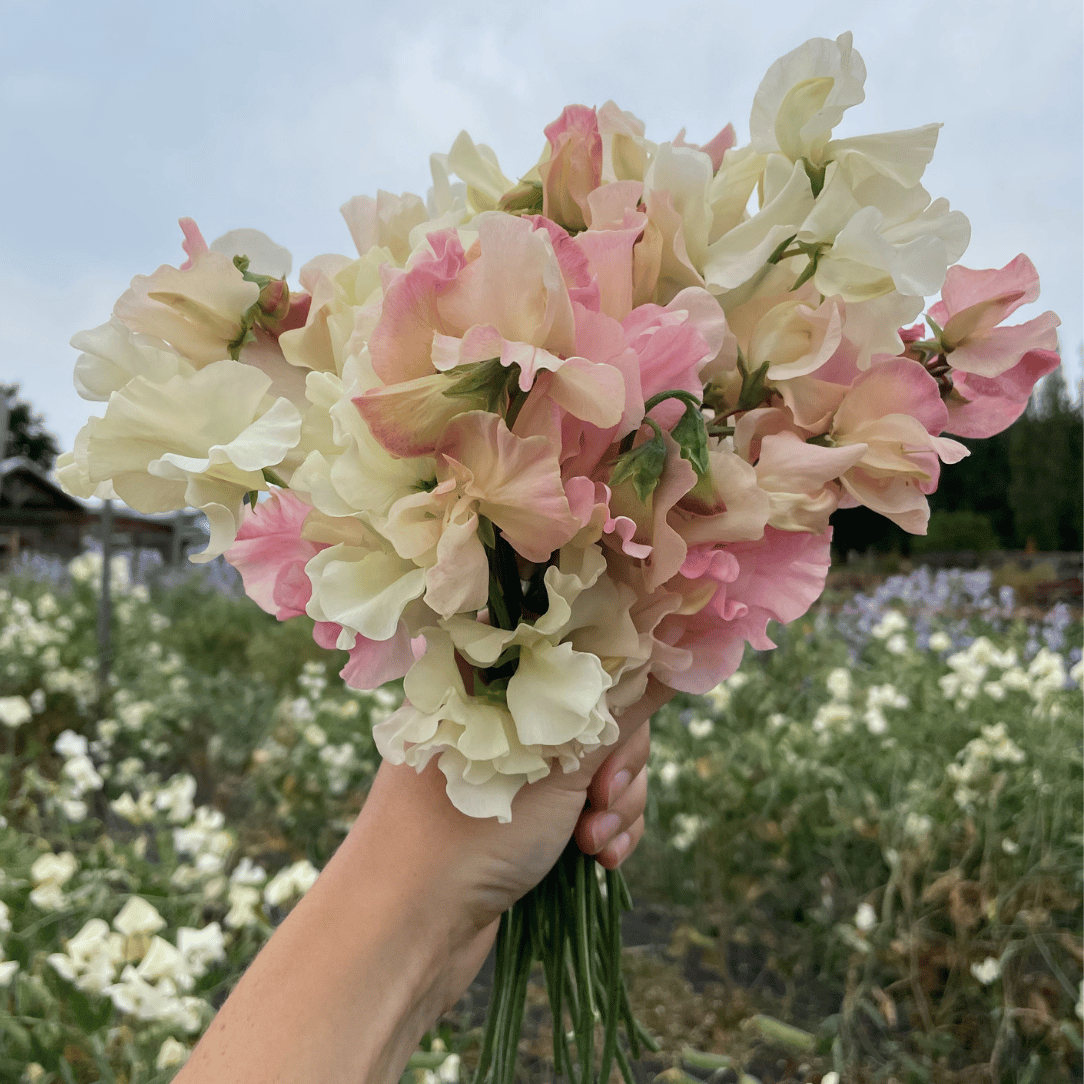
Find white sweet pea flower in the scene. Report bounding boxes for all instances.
[60,360,303,561]
[853,902,877,932]
[155,774,197,823]
[0,953,18,986]
[136,936,194,991]
[113,896,167,938]
[47,918,125,995]
[224,883,263,929]
[29,851,78,910]
[263,860,320,908]
[176,923,226,977]
[70,317,194,402]
[156,1037,189,1071]
[0,696,32,729]
[970,956,1001,985]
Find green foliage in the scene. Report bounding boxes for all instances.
[1,383,61,471]
[911,510,998,554]
[0,558,1080,1082]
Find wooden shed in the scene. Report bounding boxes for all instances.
[0,457,205,567]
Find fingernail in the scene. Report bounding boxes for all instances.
[607,770,631,807]
[592,812,621,851]
[608,831,631,865]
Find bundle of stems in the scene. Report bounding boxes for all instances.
[472,839,658,1084]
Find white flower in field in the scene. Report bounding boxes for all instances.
[1070,659,1083,688]
[29,851,78,910]
[60,798,88,822]
[853,902,877,932]
[903,812,932,845]
[726,672,750,692]
[670,813,704,852]
[29,688,45,713]
[108,965,207,1031]
[113,896,167,938]
[264,860,320,907]
[0,900,10,935]
[658,761,681,787]
[1001,837,1019,855]
[23,1065,46,1083]
[114,756,146,786]
[825,667,851,701]
[177,923,226,976]
[822,1074,840,1084]
[0,696,32,729]
[137,936,194,990]
[96,719,120,742]
[1027,647,1066,700]
[812,701,853,737]
[63,754,104,795]
[983,681,1006,701]
[867,684,909,711]
[155,774,197,823]
[885,633,909,656]
[119,700,155,730]
[224,883,263,929]
[927,631,952,652]
[970,956,1001,985]
[156,1037,189,1070]
[980,723,1025,765]
[0,954,18,985]
[303,723,328,747]
[111,791,155,824]
[864,708,888,735]
[871,609,907,640]
[230,857,267,886]
[47,918,125,995]
[688,717,714,739]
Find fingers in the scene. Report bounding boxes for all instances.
[574,754,648,863]
[586,717,650,814]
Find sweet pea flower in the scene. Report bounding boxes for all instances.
[29,851,78,910]
[381,411,581,617]
[539,104,603,232]
[942,348,1061,439]
[830,359,968,533]
[114,250,261,366]
[58,360,302,561]
[930,255,1061,378]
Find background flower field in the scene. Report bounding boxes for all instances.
[0,553,1079,1083]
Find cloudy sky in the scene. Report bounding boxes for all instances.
[2,0,1080,457]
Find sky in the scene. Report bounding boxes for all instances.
[2,0,1081,459]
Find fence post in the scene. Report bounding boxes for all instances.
[97,500,113,713]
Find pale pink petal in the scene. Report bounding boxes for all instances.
[946,310,1060,377]
[224,491,323,619]
[338,623,417,690]
[178,218,209,270]
[944,348,1061,438]
[368,229,468,383]
[833,358,947,436]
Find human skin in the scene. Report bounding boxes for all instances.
[173,679,668,1084]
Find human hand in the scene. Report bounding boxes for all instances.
[354,677,671,1004]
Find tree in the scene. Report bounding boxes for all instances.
[0,383,61,472]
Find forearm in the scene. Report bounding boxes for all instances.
[175,792,481,1084]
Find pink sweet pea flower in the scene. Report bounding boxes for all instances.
[929,254,1060,378]
[540,105,603,233]
[830,359,968,533]
[224,489,323,619]
[382,412,581,618]
[943,348,1061,438]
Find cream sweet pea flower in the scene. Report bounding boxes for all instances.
[29,851,78,910]
[114,250,261,366]
[60,360,303,561]
[71,317,194,401]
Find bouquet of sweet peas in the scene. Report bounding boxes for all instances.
[60,32,1061,1082]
